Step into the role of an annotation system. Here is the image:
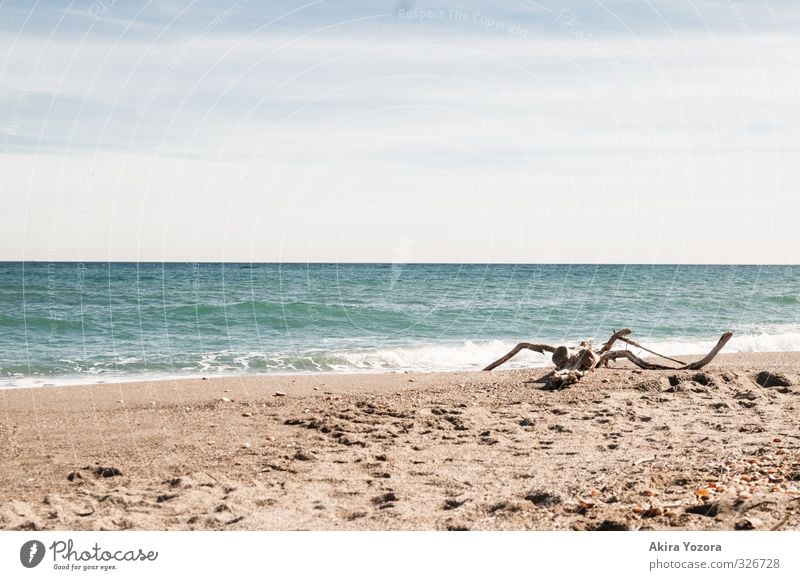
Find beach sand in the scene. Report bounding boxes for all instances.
[1,352,799,531]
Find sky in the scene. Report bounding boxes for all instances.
[1,0,799,263]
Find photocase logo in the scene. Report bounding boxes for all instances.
[20,540,46,568]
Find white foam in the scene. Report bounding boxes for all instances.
[4,329,800,389]
[631,330,800,358]
[331,330,800,372]
[337,340,553,372]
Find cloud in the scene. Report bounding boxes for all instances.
[1,1,799,262]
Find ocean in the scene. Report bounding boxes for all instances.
[0,262,798,387]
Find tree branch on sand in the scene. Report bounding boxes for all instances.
[483,329,734,388]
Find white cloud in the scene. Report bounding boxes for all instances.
[1,6,799,262]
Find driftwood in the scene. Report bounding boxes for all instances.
[483,328,733,387]
[483,343,556,371]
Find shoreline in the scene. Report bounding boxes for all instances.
[1,351,798,531]
[3,350,799,392]
[0,367,430,391]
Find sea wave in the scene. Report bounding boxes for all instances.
[319,330,800,372]
[3,329,800,389]
[637,330,800,357]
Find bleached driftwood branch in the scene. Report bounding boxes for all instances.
[483,329,733,387]
[483,343,556,371]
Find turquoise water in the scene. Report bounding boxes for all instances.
[0,263,798,387]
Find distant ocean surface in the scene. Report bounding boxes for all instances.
[1,263,798,388]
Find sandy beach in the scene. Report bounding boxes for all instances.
[1,352,799,531]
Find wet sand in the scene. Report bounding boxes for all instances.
[1,352,799,531]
